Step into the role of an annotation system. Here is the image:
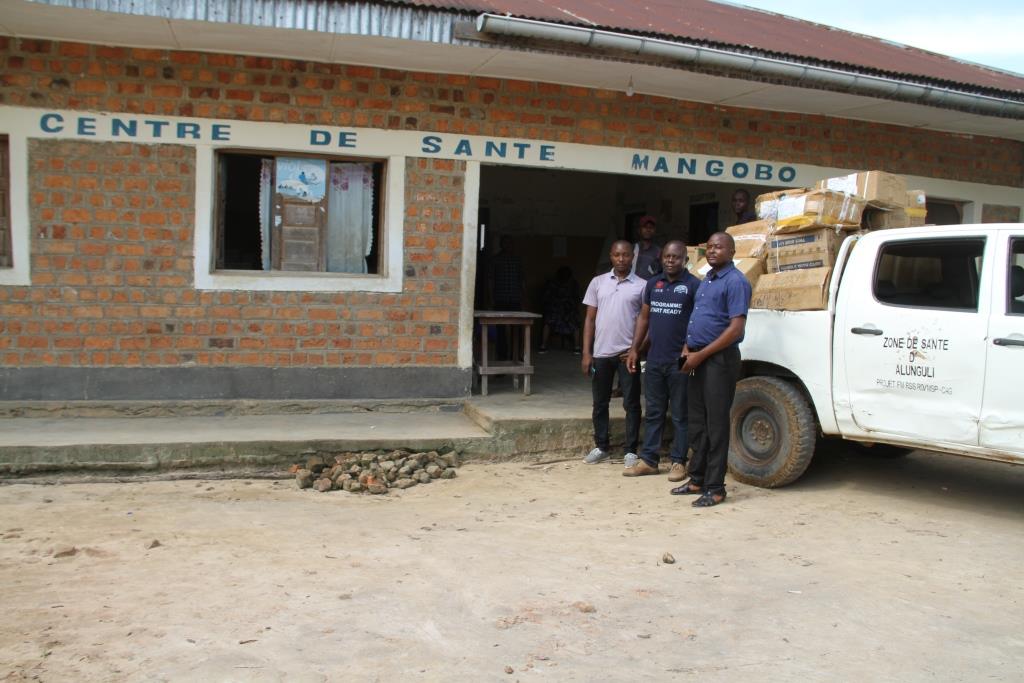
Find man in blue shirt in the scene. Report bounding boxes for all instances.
[673,232,752,507]
[625,242,701,480]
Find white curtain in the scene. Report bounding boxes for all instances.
[259,158,273,271]
[326,163,374,273]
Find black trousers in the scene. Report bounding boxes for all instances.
[591,354,641,453]
[686,346,741,494]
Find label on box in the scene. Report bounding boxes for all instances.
[825,173,858,195]
[776,195,807,221]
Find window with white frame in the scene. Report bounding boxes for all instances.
[216,151,384,274]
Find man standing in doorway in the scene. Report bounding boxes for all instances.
[581,241,646,465]
[731,189,757,226]
[631,215,663,279]
[674,232,752,507]
[625,241,701,479]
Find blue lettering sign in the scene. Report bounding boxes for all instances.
[77,117,96,136]
[310,129,331,146]
[653,157,669,173]
[631,154,650,171]
[539,145,555,162]
[337,131,356,148]
[706,160,724,177]
[40,113,64,133]
[677,158,696,175]
[512,142,530,159]
[145,120,168,137]
[112,118,137,137]
[779,166,796,182]
[211,124,231,141]
[177,123,200,139]
[485,141,507,158]
[421,135,442,154]
[732,162,749,179]
[755,163,773,181]
[454,139,473,156]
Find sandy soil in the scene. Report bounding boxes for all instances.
[2,445,1023,681]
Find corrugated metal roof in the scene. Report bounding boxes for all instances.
[389,0,1024,95]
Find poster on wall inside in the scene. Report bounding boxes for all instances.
[275,158,326,201]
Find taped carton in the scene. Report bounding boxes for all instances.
[774,190,866,233]
[766,228,845,272]
[814,170,908,208]
[726,220,773,258]
[693,257,764,290]
[751,267,832,311]
[755,188,808,221]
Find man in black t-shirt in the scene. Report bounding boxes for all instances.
[624,241,701,480]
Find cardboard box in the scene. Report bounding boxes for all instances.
[863,207,926,230]
[751,267,832,311]
[693,257,764,290]
[774,189,866,233]
[907,189,927,209]
[814,170,908,208]
[726,220,773,258]
[755,188,808,220]
[685,245,706,276]
[766,228,845,272]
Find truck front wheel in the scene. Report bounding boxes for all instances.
[728,377,816,488]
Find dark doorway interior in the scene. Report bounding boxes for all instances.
[688,202,719,245]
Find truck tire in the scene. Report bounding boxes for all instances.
[728,377,816,488]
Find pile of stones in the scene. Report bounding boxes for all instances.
[294,449,460,494]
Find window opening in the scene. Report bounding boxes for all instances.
[873,238,985,311]
[216,151,383,274]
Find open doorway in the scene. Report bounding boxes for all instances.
[473,165,772,373]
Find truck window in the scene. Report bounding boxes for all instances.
[873,238,985,311]
[1009,239,1024,315]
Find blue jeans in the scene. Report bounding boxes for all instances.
[639,361,688,466]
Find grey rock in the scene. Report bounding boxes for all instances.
[349,482,364,493]
[367,482,388,495]
[295,469,314,489]
[380,460,395,471]
[398,465,413,477]
[395,478,417,489]
[425,464,442,479]
[312,478,333,492]
[441,452,460,468]
[441,468,457,479]
[417,471,432,484]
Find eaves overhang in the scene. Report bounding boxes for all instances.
[1,0,1022,141]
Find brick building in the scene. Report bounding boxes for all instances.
[0,0,1022,401]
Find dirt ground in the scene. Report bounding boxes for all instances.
[2,445,1023,682]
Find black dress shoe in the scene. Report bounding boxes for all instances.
[692,491,726,507]
[669,482,702,495]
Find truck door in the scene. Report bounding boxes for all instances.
[838,235,989,446]
[979,233,1024,456]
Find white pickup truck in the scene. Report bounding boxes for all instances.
[731,223,1024,487]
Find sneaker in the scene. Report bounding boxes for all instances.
[584,447,609,464]
[623,452,639,468]
[667,462,687,482]
[622,460,659,477]
[538,346,548,354]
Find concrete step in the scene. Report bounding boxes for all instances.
[0,411,491,475]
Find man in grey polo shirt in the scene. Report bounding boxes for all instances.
[581,240,646,464]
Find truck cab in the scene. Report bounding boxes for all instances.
[731,224,1024,488]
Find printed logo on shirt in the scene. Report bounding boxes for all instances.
[673,284,689,294]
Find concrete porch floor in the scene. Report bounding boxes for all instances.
[0,351,626,476]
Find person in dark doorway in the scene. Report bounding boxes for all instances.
[673,232,752,507]
[631,215,663,279]
[581,241,646,465]
[488,234,526,359]
[731,189,757,225]
[539,266,582,353]
[625,241,701,480]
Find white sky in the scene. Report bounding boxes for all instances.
[733,0,1024,77]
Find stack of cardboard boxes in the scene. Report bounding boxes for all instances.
[688,170,927,310]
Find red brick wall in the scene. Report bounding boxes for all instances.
[0,139,462,368]
[2,38,1021,186]
[982,204,1022,223]
[1,37,1022,375]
